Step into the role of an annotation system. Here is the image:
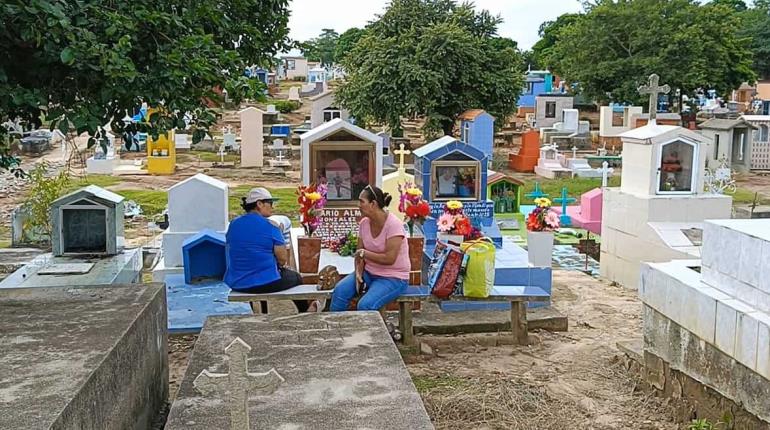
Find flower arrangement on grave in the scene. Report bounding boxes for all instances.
[526,197,560,232]
[397,182,431,237]
[297,183,327,237]
[328,231,358,256]
[437,200,482,240]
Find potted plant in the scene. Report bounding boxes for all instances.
[436,200,482,245]
[526,197,560,267]
[398,183,431,284]
[296,183,327,273]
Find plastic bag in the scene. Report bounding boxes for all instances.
[460,239,496,298]
[427,243,465,299]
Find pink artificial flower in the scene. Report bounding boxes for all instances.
[437,213,456,232]
[545,211,560,230]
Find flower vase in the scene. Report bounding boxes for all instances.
[527,230,553,267]
[437,233,464,246]
[297,237,322,274]
[407,236,424,285]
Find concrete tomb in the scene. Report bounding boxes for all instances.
[743,115,770,170]
[183,229,227,284]
[553,188,603,235]
[535,94,573,129]
[85,132,118,175]
[699,117,756,172]
[239,106,265,168]
[639,219,770,423]
[175,132,191,150]
[165,312,434,430]
[0,284,168,429]
[509,129,540,172]
[381,142,415,211]
[157,174,228,277]
[300,119,383,242]
[534,144,572,179]
[599,105,644,148]
[600,75,732,288]
[309,90,350,129]
[147,131,177,175]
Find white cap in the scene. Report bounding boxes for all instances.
[245,187,278,204]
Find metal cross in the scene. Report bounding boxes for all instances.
[524,182,549,199]
[553,187,576,226]
[194,337,285,430]
[638,74,670,123]
[394,143,410,171]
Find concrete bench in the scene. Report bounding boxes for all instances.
[229,284,550,345]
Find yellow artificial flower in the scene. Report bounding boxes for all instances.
[447,200,463,210]
[406,188,422,197]
[306,192,322,202]
[535,197,551,208]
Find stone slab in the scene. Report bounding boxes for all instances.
[0,284,168,429]
[0,248,142,289]
[37,262,95,275]
[166,313,434,429]
[164,274,252,333]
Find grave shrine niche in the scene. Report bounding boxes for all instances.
[431,154,480,201]
[487,173,523,214]
[51,185,125,256]
[300,119,383,242]
[658,140,696,193]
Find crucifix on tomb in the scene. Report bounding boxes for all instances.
[637,74,671,124]
[194,337,285,430]
[601,161,611,188]
[394,143,410,172]
[553,187,576,226]
[524,182,549,200]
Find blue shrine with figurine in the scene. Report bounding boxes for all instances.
[413,109,553,311]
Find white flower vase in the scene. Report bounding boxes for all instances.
[527,230,553,267]
[437,233,464,246]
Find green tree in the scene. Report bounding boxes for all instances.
[530,13,583,71]
[0,0,292,170]
[300,29,339,65]
[336,0,524,136]
[738,1,770,79]
[548,0,755,105]
[335,28,366,64]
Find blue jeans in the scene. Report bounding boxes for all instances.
[330,271,408,312]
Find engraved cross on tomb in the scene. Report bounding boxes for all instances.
[193,337,284,430]
[637,74,671,123]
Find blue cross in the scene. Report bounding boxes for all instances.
[524,182,549,199]
[553,187,576,226]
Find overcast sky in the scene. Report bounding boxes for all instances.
[287,0,585,51]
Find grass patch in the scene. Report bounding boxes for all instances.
[732,187,768,205]
[64,174,122,193]
[412,375,468,393]
[520,176,620,205]
[188,150,239,163]
[119,190,168,217]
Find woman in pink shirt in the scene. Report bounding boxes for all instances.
[329,185,410,312]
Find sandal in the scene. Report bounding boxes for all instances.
[307,299,326,313]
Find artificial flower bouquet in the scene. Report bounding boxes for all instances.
[329,231,358,256]
[398,182,431,236]
[436,200,482,240]
[297,183,327,236]
[526,197,560,232]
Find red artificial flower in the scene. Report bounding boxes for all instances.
[454,217,472,237]
[405,204,420,218]
[415,202,431,217]
[527,212,540,231]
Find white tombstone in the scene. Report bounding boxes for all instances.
[223,127,237,149]
[288,87,300,102]
[562,109,579,132]
[174,133,190,150]
[161,174,229,268]
[239,107,264,167]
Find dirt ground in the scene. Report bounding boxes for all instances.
[166,270,691,429]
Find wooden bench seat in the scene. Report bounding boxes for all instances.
[228,284,550,345]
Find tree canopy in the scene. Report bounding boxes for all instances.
[0,0,292,170]
[335,28,366,65]
[336,0,524,136]
[530,13,583,71]
[737,0,770,79]
[545,0,755,105]
[300,28,339,65]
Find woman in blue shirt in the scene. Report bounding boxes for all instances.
[224,187,308,312]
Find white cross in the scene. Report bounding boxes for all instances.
[638,74,671,124]
[218,144,226,163]
[571,146,578,159]
[601,161,610,188]
[394,143,410,171]
[194,337,284,430]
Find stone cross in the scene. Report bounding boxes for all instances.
[553,187,576,226]
[637,74,670,123]
[601,161,610,188]
[571,146,578,159]
[218,144,226,163]
[194,337,284,430]
[394,143,410,171]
